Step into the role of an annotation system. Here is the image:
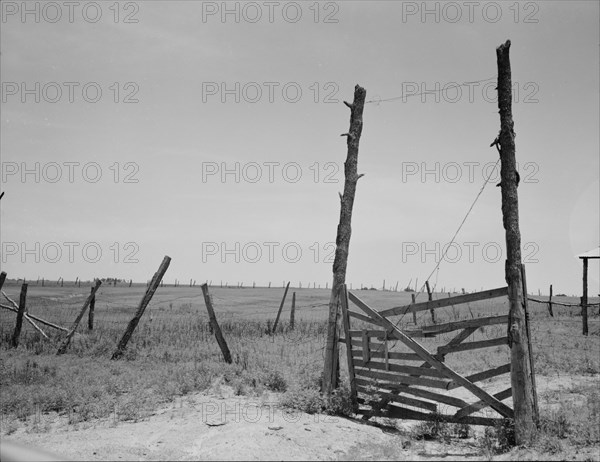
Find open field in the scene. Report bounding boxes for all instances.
[1,282,599,460]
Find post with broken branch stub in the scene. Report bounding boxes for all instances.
[111,256,171,359]
[201,283,232,364]
[57,279,102,355]
[495,39,536,444]
[11,283,28,348]
[323,84,366,395]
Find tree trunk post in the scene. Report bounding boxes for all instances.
[322,84,366,395]
[201,283,232,363]
[548,284,554,317]
[495,39,536,444]
[11,283,28,348]
[111,256,171,359]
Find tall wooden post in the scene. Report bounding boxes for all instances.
[0,272,7,291]
[11,283,28,348]
[323,84,366,395]
[495,40,536,444]
[582,257,588,335]
[548,284,554,317]
[111,256,171,359]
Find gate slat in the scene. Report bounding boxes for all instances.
[454,387,513,419]
[355,378,469,409]
[365,404,507,427]
[354,368,451,389]
[352,350,422,361]
[348,310,384,326]
[353,360,448,378]
[421,315,508,336]
[447,363,511,390]
[380,286,508,317]
[438,336,508,355]
[356,386,437,412]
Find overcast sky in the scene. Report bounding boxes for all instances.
[1,1,598,296]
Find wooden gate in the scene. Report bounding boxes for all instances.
[340,285,515,426]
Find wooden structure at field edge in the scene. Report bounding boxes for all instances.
[323,84,367,395]
[340,284,520,426]
[578,247,599,335]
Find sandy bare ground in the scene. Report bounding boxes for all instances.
[3,376,599,461]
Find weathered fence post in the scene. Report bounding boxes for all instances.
[581,257,588,335]
[201,283,232,364]
[521,264,539,424]
[111,256,171,359]
[290,292,296,330]
[57,279,102,354]
[272,281,290,334]
[411,293,417,324]
[340,284,358,412]
[11,283,28,348]
[323,84,366,395]
[495,39,536,444]
[425,280,435,323]
[88,286,96,330]
[548,284,554,317]
[0,272,7,291]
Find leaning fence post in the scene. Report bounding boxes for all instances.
[57,279,101,354]
[0,272,7,291]
[11,283,28,348]
[88,286,96,330]
[111,256,171,359]
[272,281,290,334]
[201,283,232,363]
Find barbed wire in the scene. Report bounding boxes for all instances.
[365,77,496,104]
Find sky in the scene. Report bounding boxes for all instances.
[1,0,599,296]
